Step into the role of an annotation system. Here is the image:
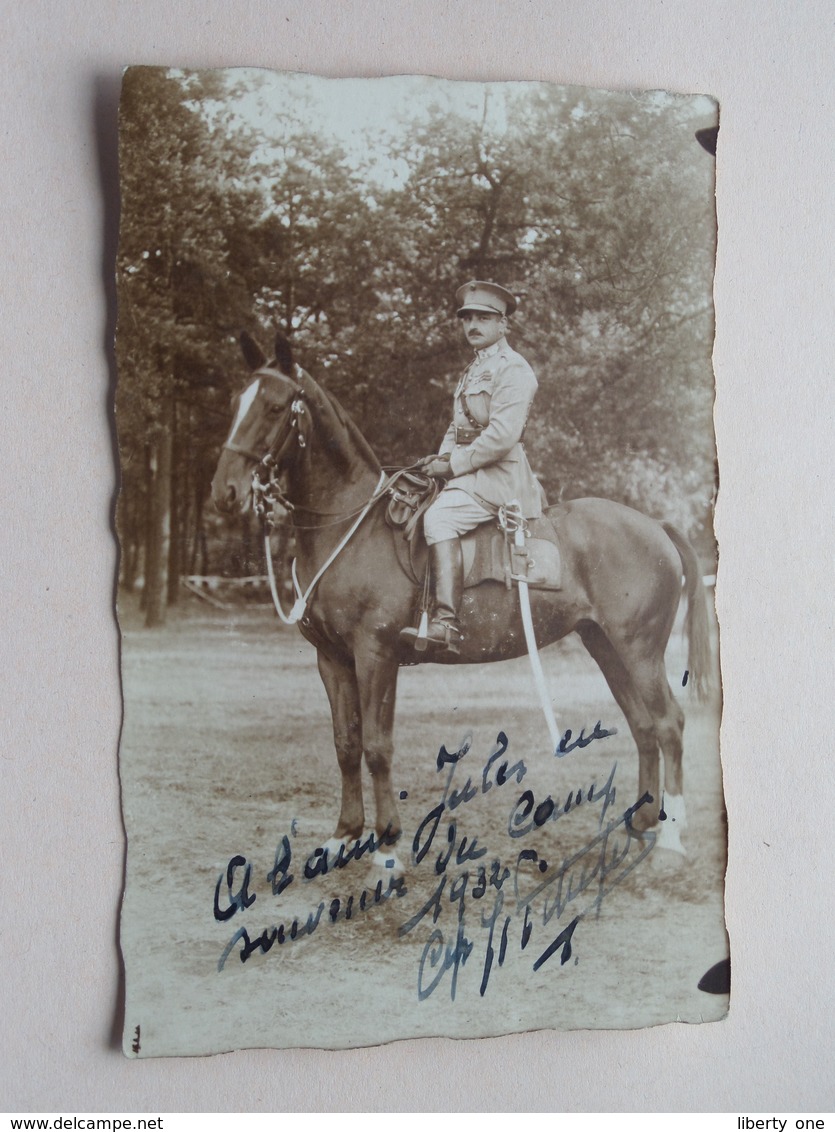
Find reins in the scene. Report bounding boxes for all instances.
[261,468,388,625]
[256,464,439,625]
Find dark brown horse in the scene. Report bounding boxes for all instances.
[211,332,712,862]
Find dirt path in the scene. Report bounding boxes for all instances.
[119,599,727,1056]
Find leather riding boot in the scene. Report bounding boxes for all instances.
[400,538,464,655]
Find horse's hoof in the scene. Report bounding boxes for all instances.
[655,824,687,855]
[649,841,688,872]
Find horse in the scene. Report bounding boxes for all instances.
[211,331,713,867]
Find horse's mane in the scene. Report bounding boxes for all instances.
[296,368,381,475]
[258,331,379,476]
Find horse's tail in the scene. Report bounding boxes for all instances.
[661,522,714,700]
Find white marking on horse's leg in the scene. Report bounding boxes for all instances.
[663,793,688,828]
[371,834,405,879]
[656,792,687,854]
[322,836,348,863]
[227,378,260,444]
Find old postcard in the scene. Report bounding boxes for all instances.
[116,67,726,1056]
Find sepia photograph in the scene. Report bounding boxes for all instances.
[6,0,835,1113]
[115,67,726,1057]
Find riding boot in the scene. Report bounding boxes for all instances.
[400,537,464,655]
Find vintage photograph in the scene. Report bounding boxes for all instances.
[116,67,725,1056]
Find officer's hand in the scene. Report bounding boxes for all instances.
[423,455,453,480]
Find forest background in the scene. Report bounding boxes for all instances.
[116,67,719,626]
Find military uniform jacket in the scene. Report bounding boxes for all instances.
[438,336,544,518]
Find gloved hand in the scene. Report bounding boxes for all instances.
[422,454,453,480]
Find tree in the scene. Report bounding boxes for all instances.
[117,68,267,622]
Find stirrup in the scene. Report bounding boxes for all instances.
[400,616,462,656]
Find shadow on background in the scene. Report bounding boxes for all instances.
[94,70,127,1054]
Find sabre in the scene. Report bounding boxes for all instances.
[509,512,561,753]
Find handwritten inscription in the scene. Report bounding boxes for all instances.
[556,720,617,757]
[398,728,652,1000]
[217,873,406,971]
[213,722,653,999]
[303,828,398,881]
[507,762,618,838]
[413,731,525,870]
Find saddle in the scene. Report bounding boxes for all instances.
[384,470,562,591]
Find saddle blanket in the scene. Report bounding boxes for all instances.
[394,512,562,591]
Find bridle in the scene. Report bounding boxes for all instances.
[223,364,308,464]
[222,364,309,519]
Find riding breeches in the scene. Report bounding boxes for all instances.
[423,487,495,545]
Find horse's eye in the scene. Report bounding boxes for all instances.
[266,402,284,416]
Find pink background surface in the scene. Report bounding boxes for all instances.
[2,0,833,1112]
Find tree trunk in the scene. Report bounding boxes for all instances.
[189,468,206,576]
[121,490,141,592]
[144,416,173,627]
[167,399,181,607]
[139,444,152,613]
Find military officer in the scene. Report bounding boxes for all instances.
[400,280,545,656]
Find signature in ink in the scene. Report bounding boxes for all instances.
[513,791,656,926]
[399,851,587,1001]
[399,730,653,1002]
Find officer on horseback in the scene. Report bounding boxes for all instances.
[400,280,545,656]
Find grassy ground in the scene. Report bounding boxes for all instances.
[118,593,728,1055]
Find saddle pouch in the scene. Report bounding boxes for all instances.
[510,536,562,589]
[386,490,418,529]
[385,470,438,540]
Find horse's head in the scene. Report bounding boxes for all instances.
[211,331,306,515]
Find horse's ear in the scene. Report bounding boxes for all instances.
[274,332,295,376]
[240,331,267,372]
